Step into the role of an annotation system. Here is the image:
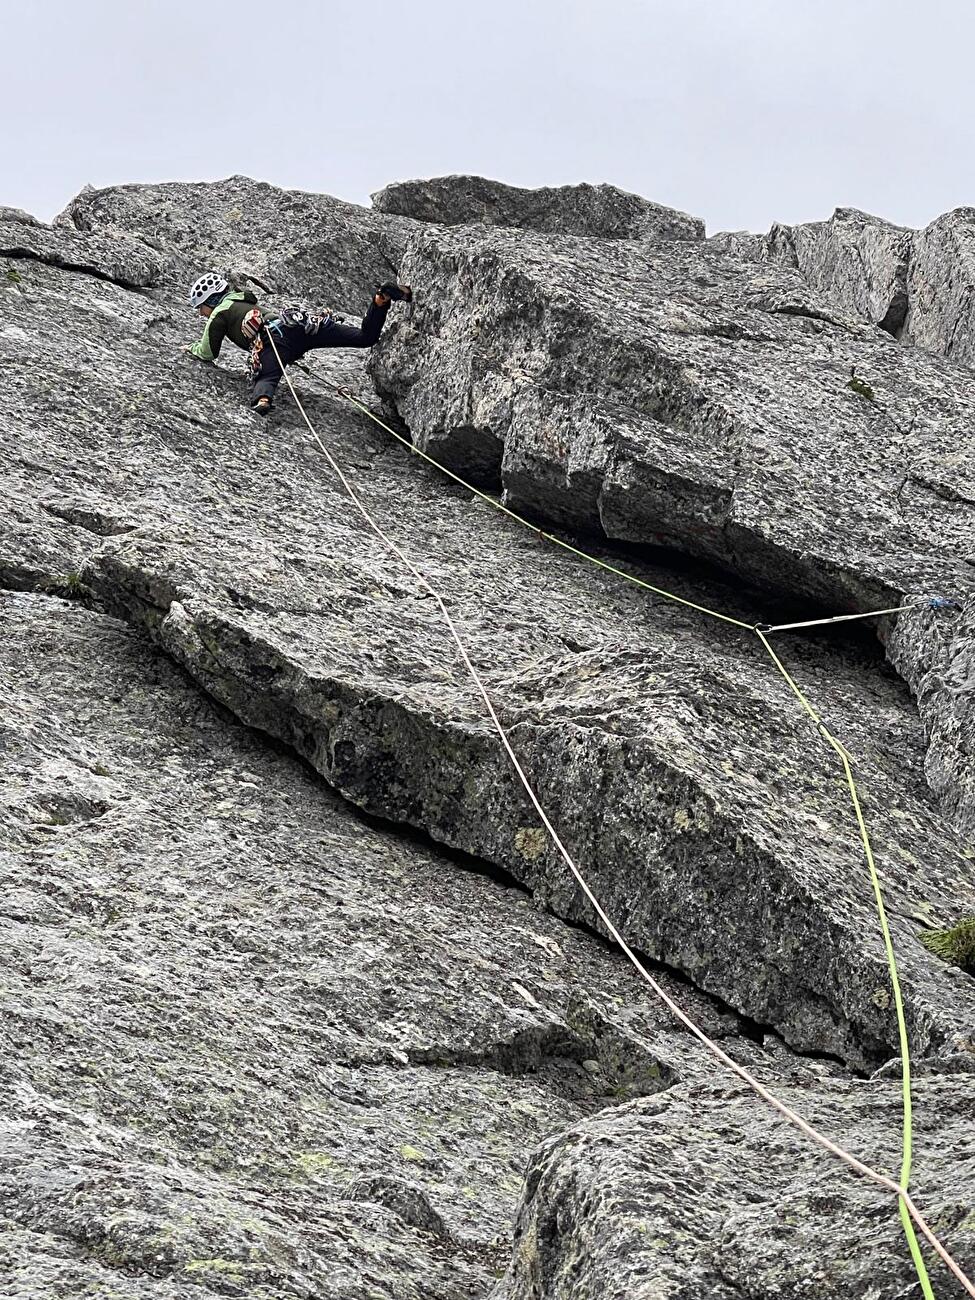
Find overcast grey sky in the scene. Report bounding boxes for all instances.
[5,0,972,234]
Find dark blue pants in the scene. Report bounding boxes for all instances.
[251,297,390,404]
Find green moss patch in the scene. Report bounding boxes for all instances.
[921,917,975,974]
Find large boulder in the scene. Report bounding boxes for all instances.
[58,175,419,313]
[904,208,975,366]
[499,1074,975,1299]
[712,207,913,335]
[369,222,975,838]
[373,175,704,242]
[0,204,42,226]
[1,210,162,288]
[714,206,975,372]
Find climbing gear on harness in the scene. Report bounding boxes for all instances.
[241,307,264,341]
[278,305,334,334]
[377,282,413,304]
[264,349,973,1300]
[280,305,311,331]
[188,271,228,308]
[248,332,266,381]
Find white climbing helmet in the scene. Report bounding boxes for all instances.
[188,271,229,308]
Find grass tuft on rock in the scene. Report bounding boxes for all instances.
[36,572,92,600]
[921,917,975,974]
[846,375,876,401]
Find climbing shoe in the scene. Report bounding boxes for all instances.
[376,282,413,304]
[253,396,272,416]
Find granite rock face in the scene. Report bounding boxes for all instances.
[0,205,43,227]
[904,208,975,366]
[3,591,764,1299]
[2,210,162,289]
[499,1074,975,1300]
[712,207,913,335]
[3,175,975,1298]
[4,212,975,1070]
[373,174,704,242]
[716,205,975,369]
[58,175,420,314]
[370,221,975,838]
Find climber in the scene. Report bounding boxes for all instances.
[186,272,412,414]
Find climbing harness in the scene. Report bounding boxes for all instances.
[248,310,337,390]
[279,305,334,334]
[262,334,971,1299]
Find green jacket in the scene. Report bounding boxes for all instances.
[190,289,260,360]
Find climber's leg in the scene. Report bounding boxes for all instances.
[305,284,412,351]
